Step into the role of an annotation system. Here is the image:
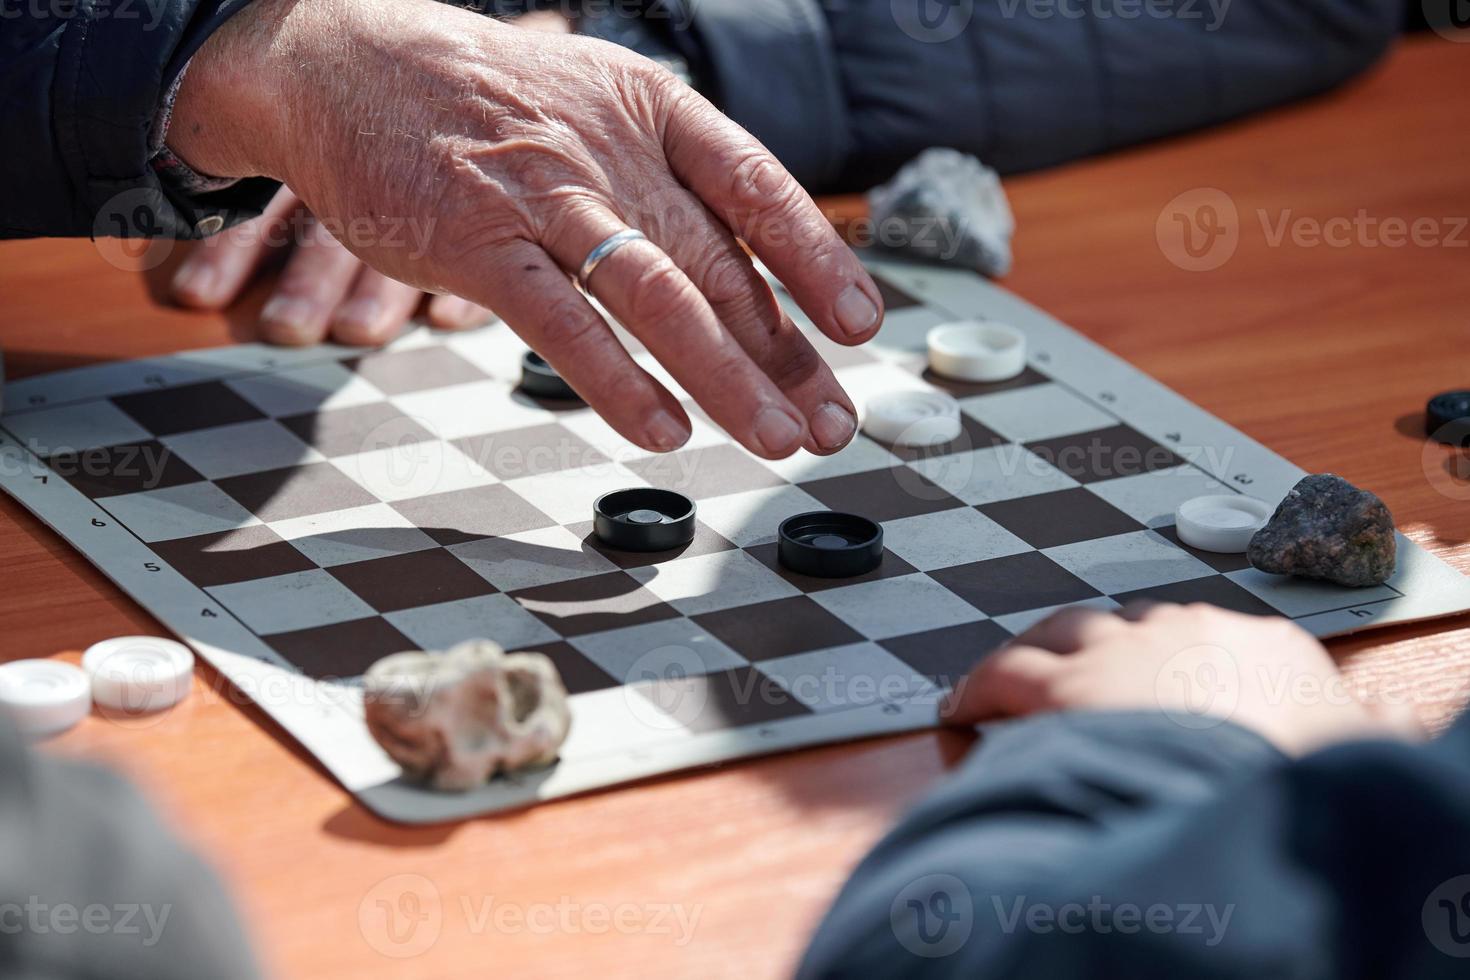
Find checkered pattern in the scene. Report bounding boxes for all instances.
[21,275,1403,740]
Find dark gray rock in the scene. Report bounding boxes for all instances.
[1247,474,1397,587]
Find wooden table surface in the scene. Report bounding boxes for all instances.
[1,34,1468,980]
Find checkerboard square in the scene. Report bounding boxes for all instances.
[499,463,649,525]
[328,548,497,613]
[747,541,919,592]
[755,437,898,484]
[1085,466,1234,528]
[216,462,378,523]
[225,362,384,417]
[979,487,1144,549]
[266,617,417,679]
[452,423,608,480]
[569,519,735,569]
[49,441,204,498]
[1025,424,1185,484]
[8,402,151,454]
[1112,575,1278,617]
[112,381,265,436]
[569,618,744,684]
[693,595,864,662]
[1224,568,1398,618]
[391,484,555,545]
[450,526,618,592]
[627,550,800,616]
[961,383,1116,443]
[208,569,376,634]
[881,508,1031,572]
[811,573,985,640]
[279,402,433,459]
[879,619,1014,690]
[866,306,950,360]
[150,524,316,588]
[392,380,554,440]
[928,552,1102,616]
[386,593,559,651]
[805,327,880,369]
[511,571,680,637]
[799,466,964,522]
[624,445,785,500]
[442,325,526,384]
[344,346,488,395]
[506,641,617,695]
[101,482,260,542]
[1043,529,1214,594]
[629,665,810,733]
[921,365,1050,399]
[990,596,1121,635]
[1153,525,1254,573]
[332,441,497,503]
[874,276,921,311]
[906,444,1078,506]
[692,485,826,548]
[162,419,320,479]
[759,643,936,713]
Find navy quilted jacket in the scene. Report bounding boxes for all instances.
[0,0,1403,239]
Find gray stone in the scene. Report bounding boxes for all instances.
[867,148,1014,278]
[363,639,571,791]
[1247,474,1397,587]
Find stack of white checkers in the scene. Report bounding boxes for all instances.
[0,637,194,738]
[862,319,1028,448]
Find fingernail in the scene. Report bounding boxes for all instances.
[753,406,804,456]
[834,283,880,337]
[810,402,857,451]
[644,409,690,452]
[260,296,317,343]
[334,298,383,333]
[171,262,217,304]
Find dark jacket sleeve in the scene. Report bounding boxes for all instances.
[798,709,1470,979]
[678,0,1403,190]
[0,0,278,240]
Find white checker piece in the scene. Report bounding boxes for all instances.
[1087,466,1237,528]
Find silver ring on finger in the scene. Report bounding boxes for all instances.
[576,229,647,291]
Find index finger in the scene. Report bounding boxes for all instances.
[661,94,884,346]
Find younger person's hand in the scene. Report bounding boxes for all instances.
[941,602,1424,756]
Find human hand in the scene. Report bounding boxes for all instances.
[170,184,496,345]
[168,0,881,458]
[941,602,1424,756]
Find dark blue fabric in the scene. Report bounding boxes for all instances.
[1,0,276,239]
[690,0,1403,190]
[798,709,1470,978]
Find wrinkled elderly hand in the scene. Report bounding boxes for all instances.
[169,0,881,458]
[941,602,1424,756]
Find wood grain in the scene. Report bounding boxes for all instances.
[0,35,1467,980]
